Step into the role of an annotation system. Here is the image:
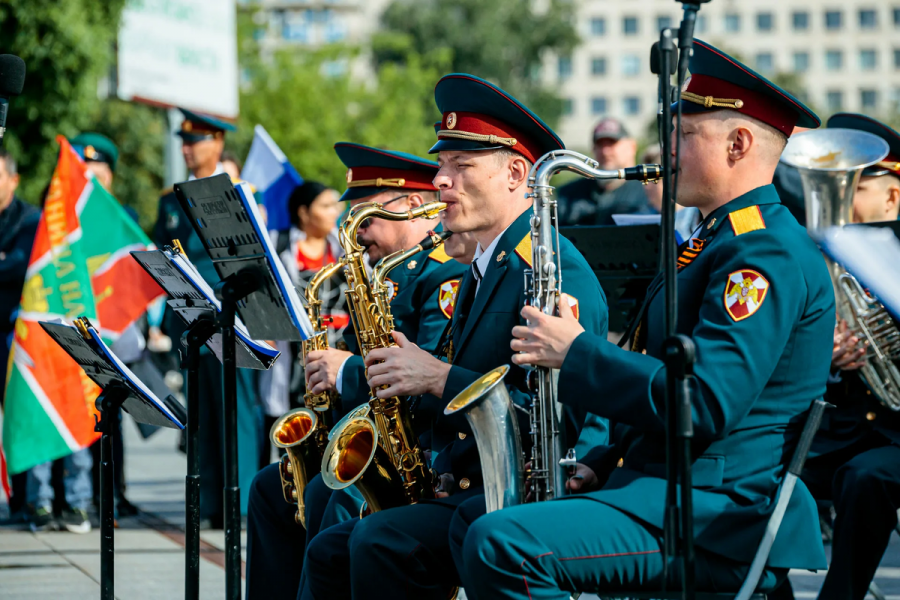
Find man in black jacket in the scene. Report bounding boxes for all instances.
[0,148,39,405]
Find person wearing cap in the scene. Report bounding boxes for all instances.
[244,143,474,600]
[69,132,118,192]
[557,117,651,226]
[456,40,835,598]
[300,75,610,600]
[151,109,261,526]
[771,114,900,600]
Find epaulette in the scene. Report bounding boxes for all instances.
[428,244,452,264]
[728,206,766,236]
[514,234,532,268]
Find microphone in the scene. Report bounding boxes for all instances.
[0,55,26,144]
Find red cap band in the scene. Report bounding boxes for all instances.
[684,74,799,137]
[439,111,541,162]
[345,166,437,191]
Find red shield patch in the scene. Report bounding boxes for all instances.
[565,295,580,320]
[724,269,769,322]
[438,279,460,319]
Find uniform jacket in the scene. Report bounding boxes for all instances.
[425,208,611,492]
[558,184,834,570]
[339,241,468,409]
[0,196,40,331]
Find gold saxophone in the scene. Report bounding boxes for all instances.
[321,200,447,512]
[271,257,347,527]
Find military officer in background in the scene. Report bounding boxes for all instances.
[151,109,261,525]
[456,41,835,599]
[245,143,473,600]
[70,133,118,193]
[301,74,610,600]
[773,114,900,600]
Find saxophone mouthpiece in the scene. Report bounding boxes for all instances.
[413,201,448,220]
[621,164,662,182]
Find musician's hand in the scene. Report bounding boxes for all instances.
[511,294,584,369]
[566,463,600,494]
[832,320,867,371]
[365,331,451,398]
[306,348,353,395]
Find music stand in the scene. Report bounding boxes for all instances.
[560,224,660,332]
[41,318,185,600]
[174,174,312,599]
[130,244,279,599]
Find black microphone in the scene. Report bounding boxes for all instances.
[0,55,26,144]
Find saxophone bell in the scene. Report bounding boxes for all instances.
[271,407,322,527]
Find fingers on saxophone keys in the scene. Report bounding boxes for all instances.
[511,352,539,366]
[367,373,393,389]
[364,348,391,367]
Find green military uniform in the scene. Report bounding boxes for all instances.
[302,73,610,600]
[459,40,834,599]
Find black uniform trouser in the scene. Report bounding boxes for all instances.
[774,435,900,600]
[245,463,306,600]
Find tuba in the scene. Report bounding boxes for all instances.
[781,128,900,410]
[321,201,447,512]
[271,257,347,526]
[445,150,661,511]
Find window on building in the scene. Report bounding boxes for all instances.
[696,15,708,33]
[890,87,900,110]
[861,89,878,110]
[757,12,774,31]
[562,98,574,116]
[895,48,900,68]
[591,97,608,115]
[621,54,642,77]
[860,49,878,70]
[591,57,607,76]
[825,50,843,71]
[558,56,572,80]
[792,11,809,30]
[590,17,606,36]
[859,9,877,29]
[755,53,774,73]
[793,52,810,72]
[624,96,641,115]
[657,16,672,31]
[623,16,639,35]
[725,14,741,32]
[825,11,842,30]
[826,90,843,111]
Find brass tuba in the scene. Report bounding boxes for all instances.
[781,128,900,410]
[321,201,447,512]
[444,150,661,512]
[271,257,347,526]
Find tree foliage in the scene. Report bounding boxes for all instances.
[229,44,450,192]
[0,0,127,203]
[372,0,578,127]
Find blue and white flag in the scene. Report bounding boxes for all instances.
[242,125,303,232]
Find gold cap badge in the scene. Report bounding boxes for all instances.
[446,112,457,130]
[346,168,353,183]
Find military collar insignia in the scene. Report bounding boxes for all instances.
[496,250,506,263]
[407,260,417,270]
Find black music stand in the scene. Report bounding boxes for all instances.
[131,245,280,600]
[40,319,185,600]
[560,224,660,332]
[173,174,312,600]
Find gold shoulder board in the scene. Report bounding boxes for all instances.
[514,234,532,268]
[428,244,452,264]
[728,206,766,236]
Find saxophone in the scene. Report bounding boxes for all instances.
[445,150,661,511]
[321,201,447,512]
[271,257,347,526]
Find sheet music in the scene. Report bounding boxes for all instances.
[40,321,183,429]
[235,181,315,339]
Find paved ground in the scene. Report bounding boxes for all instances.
[2,416,900,599]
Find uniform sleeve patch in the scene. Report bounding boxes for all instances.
[565,295,579,321]
[724,269,769,321]
[428,244,452,264]
[728,206,766,236]
[438,279,461,319]
[514,234,532,268]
